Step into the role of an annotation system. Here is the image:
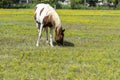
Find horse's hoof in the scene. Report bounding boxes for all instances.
[46,40,49,44]
[36,44,39,47]
[51,45,54,47]
[50,44,54,47]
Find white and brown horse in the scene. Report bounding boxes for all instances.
[34,3,65,47]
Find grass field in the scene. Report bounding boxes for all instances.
[0,9,120,80]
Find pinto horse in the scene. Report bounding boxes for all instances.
[34,3,65,47]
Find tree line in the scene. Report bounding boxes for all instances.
[0,0,59,8]
[0,0,119,9]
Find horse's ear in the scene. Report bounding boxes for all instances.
[62,29,65,32]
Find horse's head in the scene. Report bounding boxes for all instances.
[55,29,65,46]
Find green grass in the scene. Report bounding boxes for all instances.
[0,9,120,80]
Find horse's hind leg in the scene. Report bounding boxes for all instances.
[36,23,43,47]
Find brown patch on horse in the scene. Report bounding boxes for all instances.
[43,16,49,24]
[40,8,44,16]
[55,27,59,40]
[43,15,53,28]
[55,28,65,46]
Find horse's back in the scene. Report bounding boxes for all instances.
[35,4,50,22]
[34,3,61,28]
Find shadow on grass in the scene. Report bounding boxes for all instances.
[53,40,74,47]
[63,40,74,47]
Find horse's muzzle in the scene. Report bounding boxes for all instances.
[56,40,63,46]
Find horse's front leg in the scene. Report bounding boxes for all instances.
[45,27,49,44]
[36,23,43,47]
[50,27,54,47]
[36,23,40,32]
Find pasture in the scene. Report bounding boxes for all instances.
[0,9,120,80]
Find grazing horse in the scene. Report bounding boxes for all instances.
[34,3,65,47]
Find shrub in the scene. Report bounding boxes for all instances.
[11,3,36,9]
[50,2,62,9]
[61,4,71,9]
[71,0,83,9]
[0,0,13,8]
[116,4,120,9]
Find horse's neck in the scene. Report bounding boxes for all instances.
[50,13,61,33]
[48,6,62,34]
[55,27,62,36]
[52,17,61,26]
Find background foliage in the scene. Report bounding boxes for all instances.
[0,0,120,9]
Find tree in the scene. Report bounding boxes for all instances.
[108,0,119,8]
[115,0,119,5]
[70,0,83,9]
[84,0,87,5]
[40,0,61,8]
[26,0,29,3]
[1,0,13,8]
[13,0,19,3]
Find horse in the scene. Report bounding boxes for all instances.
[34,3,65,47]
